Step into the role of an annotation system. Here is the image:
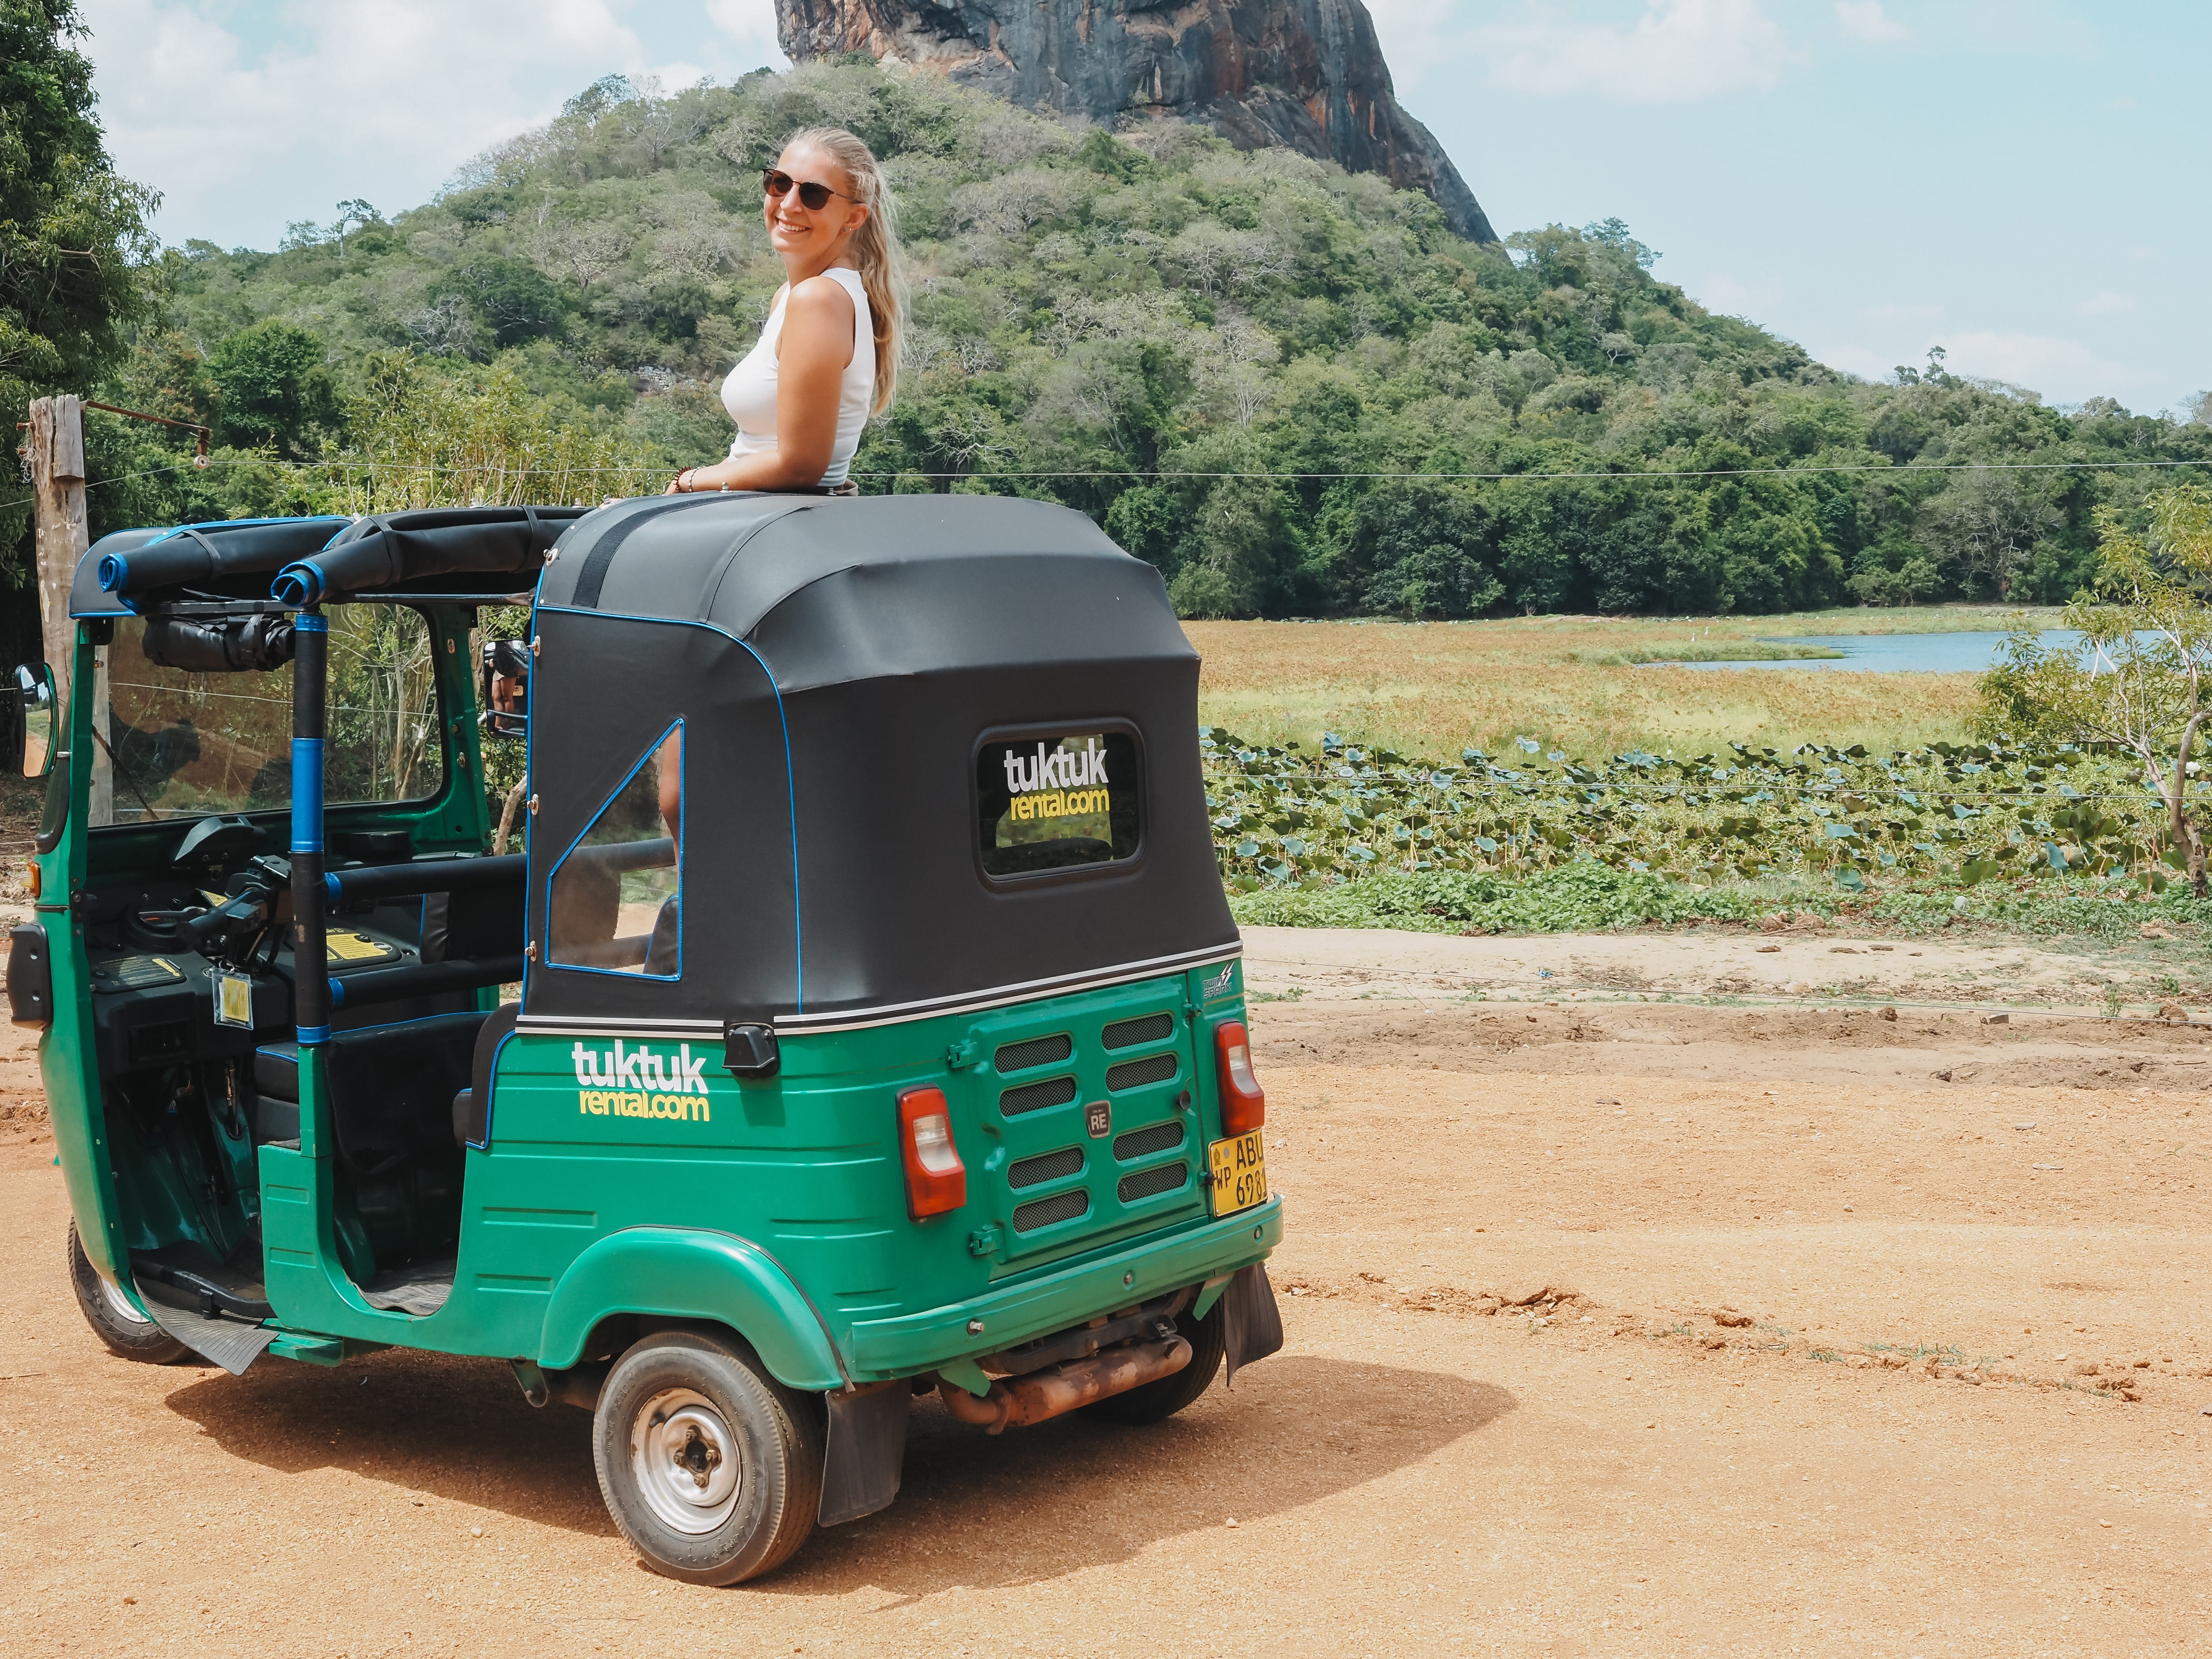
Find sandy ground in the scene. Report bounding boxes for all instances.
[1,925,2209,1656]
[1240,917,2212,1018]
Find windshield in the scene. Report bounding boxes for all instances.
[90,607,444,826]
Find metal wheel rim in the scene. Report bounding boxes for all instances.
[99,1274,152,1327]
[629,1387,742,1535]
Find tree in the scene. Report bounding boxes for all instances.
[430,255,565,350]
[332,198,381,259]
[0,0,158,426]
[207,319,341,457]
[1973,486,2212,893]
[1918,469,2061,598]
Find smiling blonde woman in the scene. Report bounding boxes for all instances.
[667,126,907,495]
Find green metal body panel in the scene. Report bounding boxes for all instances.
[32,608,1277,1391]
[36,608,490,1318]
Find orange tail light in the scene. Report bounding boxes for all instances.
[1214,1020,1265,1136]
[897,1086,967,1218]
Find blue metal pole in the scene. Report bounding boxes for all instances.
[290,612,329,1045]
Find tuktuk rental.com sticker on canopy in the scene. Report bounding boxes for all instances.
[1000,734,1113,825]
[571,1040,713,1122]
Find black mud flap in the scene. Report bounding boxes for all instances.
[1222,1263,1285,1385]
[819,1381,909,1527]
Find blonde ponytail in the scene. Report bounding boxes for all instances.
[785,126,907,413]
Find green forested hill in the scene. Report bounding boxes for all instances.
[70,61,2212,617]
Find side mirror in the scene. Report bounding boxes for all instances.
[480,638,529,739]
[14,664,55,781]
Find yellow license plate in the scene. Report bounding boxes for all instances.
[1206,1129,1269,1217]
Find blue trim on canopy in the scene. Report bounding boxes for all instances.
[533,603,802,1012]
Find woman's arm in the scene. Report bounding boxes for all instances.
[671,276,856,493]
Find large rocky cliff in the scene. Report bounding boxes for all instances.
[774,0,1497,244]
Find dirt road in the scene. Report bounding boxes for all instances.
[2,926,2208,1656]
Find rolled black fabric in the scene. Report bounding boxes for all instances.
[272,506,589,605]
[90,518,350,601]
[140,613,296,674]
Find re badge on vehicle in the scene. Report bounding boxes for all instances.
[1084,1099,1111,1138]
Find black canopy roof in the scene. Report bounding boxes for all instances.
[521,493,1239,1036]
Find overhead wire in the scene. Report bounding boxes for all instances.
[35,451,2212,495]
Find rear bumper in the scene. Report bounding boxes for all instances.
[845,1196,1284,1380]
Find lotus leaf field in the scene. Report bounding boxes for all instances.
[1201,728,2189,899]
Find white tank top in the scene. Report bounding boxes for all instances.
[720,267,874,486]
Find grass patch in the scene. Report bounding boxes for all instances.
[1572,641,1849,666]
[1230,864,1769,934]
[1187,606,2054,760]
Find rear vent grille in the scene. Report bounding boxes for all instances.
[1007,1147,1084,1190]
[995,1032,1073,1073]
[1112,1120,1186,1161]
[1000,1075,1078,1117]
[1117,1163,1189,1204]
[1101,1012,1175,1050]
[1013,1190,1090,1232]
[1105,1052,1178,1092]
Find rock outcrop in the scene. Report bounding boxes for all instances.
[775,0,1497,244]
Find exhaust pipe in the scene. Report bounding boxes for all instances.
[937,1334,1191,1435]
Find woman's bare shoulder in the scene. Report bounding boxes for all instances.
[786,271,857,319]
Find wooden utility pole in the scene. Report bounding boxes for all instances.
[27,395,89,713]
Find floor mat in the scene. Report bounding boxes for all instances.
[358,1256,456,1316]
[134,1278,277,1376]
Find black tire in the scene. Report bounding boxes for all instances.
[67,1221,188,1364]
[592,1330,824,1586]
[1083,1294,1226,1426]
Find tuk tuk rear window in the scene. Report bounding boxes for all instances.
[91,608,443,825]
[976,730,1140,878]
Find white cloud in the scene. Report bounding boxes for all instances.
[82,0,660,243]
[1360,0,1464,97]
[1833,2,1908,46]
[1697,272,1779,315]
[2075,291,2136,317]
[704,0,784,69]
[1473,0,1801,101]
[1804,342,1898,382]
[1938,331,2145,397]
[1863,300,1942,324]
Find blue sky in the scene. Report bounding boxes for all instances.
[76,0,2210,414]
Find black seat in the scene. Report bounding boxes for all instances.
[449,1002,520,1150]
[253,1011,488,1173]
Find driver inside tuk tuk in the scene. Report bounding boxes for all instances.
[650,127,910,924]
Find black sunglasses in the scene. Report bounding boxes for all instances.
[762,168,857,211]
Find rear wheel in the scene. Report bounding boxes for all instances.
[67,1222,188,1364]
[592,1330,824,1585]
[1083,1294,1226,1426]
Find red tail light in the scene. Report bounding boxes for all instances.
[897,1086,967,1218]
[1214,1021,1265,1136]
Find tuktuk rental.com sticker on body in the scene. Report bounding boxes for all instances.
[1002,736,1111,822]
[572,1040,713,1122]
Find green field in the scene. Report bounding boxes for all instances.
[1185,609,2201,928]
[1187,606,2056,762]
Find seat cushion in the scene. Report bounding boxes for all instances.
[251,1012,488,1173]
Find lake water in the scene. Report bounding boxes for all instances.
[1660,629,2088,673]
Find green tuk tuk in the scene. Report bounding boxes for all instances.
[11,494,1283,1583]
